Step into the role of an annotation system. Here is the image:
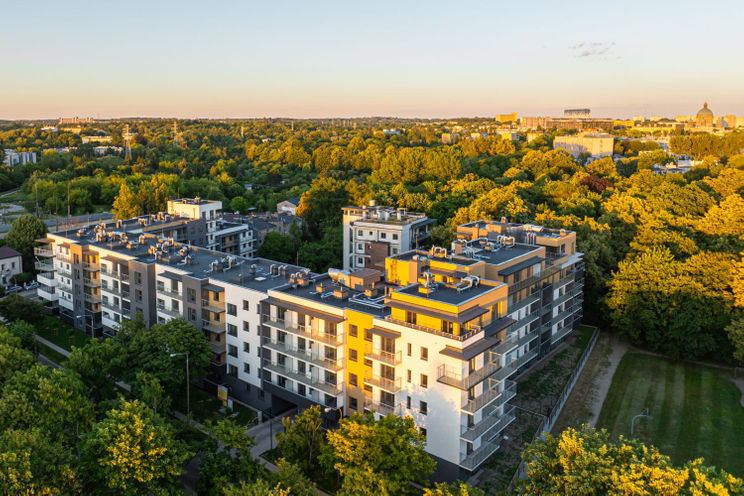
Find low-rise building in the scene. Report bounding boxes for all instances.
[342,202,434,271]
[276,198,300,215]
[0,247,23,285]
[3,149,37,166]
[553,132,614,159]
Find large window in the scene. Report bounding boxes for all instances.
[227,303,237,316]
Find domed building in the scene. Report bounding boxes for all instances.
[696,102,714,127]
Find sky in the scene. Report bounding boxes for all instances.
[2,0,744,119]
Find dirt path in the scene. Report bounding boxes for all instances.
[552,333,630,432]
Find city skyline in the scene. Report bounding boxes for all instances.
[2,0,744,119]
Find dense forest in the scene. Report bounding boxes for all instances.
[2,119,744,365]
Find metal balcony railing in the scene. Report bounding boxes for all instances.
[157,306,182,318]
[365,343,402,366]
[263,338,342,371]
[262,316,343,346]
[262,359,341,395]
[461,404,516,442]
[34,247,53,257]
[365,374,402,393]
[462,379,516,414]
[35,260,54,272]
[364,399,402,416]
[460,436,502,471]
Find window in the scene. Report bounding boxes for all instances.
[407,343,412,356]
[298,384,306,396]
[243,342,250,352]
[421,374,428,388]
[349,325,358,337]
[420,401,428,415]
[406,396,411,409]
[350,397,358,411]
[441,320,454,333]
[227,303,237,316]
[380,232,387,239]
[407,370,412,383]
[228,364,238,377]
[364,358,372,367]
[405,311,416,325]
[357,230,362,236]
[135,289,143,302]
[349,373,358,387]
[242,300,250,311]
[135,272,142,285]
[187,288,196,303]
[421,347,428,361]
[243,363,250,374]
[364,384,372,393]
[349,349,358,362]
[243,321,250,332]
[364,330,373,342]
[392,234,398,240]
[228,344,238,357]
[420,427,427,438]
[227,324,237,337]
[188,308,197,321]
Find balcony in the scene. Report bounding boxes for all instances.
[82,261,99,271]
[210,342,226,355]
[100,267,130,281]
[34,247,54,257]
[461,436,503,471]
[201,320,225,334]
[515,348,538,369]
[365,343,402,366]
[551,325,574,344]
[461,404,516,442]
[83,277,100,288]
[364,398,402,416]
[263,317,343,346]
[262,360,341,396]
[34,260,54,272]
[158,287,182,299]
[439,358,500,390]
[365,373,402,393]
[202,299,225,313]
[101,301,122,313]
[384,316,479,341]
[508,292,540,314]
[157,305,182,318]
[508,308,540,333]
[462,380,516,414]
[57,268,72,279]
[263,338,342,371]
[83,293,100,304]
[57,254,72,264]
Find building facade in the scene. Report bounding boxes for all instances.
[0,247,23,285]
[342,202,434,271]
[3,149,37,166]
[36,212,584,478]
[553,132,614,159]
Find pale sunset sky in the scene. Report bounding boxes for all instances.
[2,0,743,119]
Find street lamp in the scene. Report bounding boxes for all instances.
[631,408,652,437]
[166,345,190,420]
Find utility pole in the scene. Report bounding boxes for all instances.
[123,124,132,162]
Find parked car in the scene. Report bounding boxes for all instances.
[5,285,23,294]
[24,281,39,290]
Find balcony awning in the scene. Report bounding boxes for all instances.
[498,256,545,277]
[440,335,501,360]
[158,271,183,282]
[386,299,488,324]
[370,327,401,339]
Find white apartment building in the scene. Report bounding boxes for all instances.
[3,149,37,166]
[342,202,434,271]
[0,247,23,285]
[553,132,614,159]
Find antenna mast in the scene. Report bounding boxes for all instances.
[123,124,132,162]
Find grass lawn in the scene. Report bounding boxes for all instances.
[36,342,69,364]
[597,352,744,477]
[36,317,90,351]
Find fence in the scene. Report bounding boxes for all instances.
[507,326,600,492]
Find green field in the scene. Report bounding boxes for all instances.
[597,352,744,476]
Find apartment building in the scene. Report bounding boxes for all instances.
[553,132,614,159]
[167,197,257,257]
[262,217,583,477]
[342,202,434,271]
[35,213,583,478]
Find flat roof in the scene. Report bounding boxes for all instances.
[498,256,545,276]
[395,281,503,306]
[469,243,541,266]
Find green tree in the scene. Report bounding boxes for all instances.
[0,364,93,442]
[222,480,290,496]
[0,428,79,495]
[277,405,325,478]
[0,293,44,325]
[424,481,484,496]
[273,458,317,496]
[258,232,296,264]
[323,412,435,495]
[112,184,140,219]
[123,318,211,397]
[0,326,35,384]
[725,317,744,365]
[67,337,127,403]
[7,320,35,349]
[6,214,47,272]
[134,371,171,416]
[197,419,262,496]
[517,425,742,495]
[81,398,189,495]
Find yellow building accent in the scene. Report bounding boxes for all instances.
[345,309,374,413]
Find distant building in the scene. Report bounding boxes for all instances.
[0,247,22,285]
[496,112,518,123]
[3,149,37,166]
[441,133,460,144]
[695,102,714,128]
[494,130,519,141]
[81,135,113,144]
[58,117,94,125]
[564,108,590,118]
[520,117,613,132]
[276,198,300,215]
[527,132,544,142]
[93,146,123,156]
[342,202,434,271]
[553,133,614,159]
[724,115,744,128]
